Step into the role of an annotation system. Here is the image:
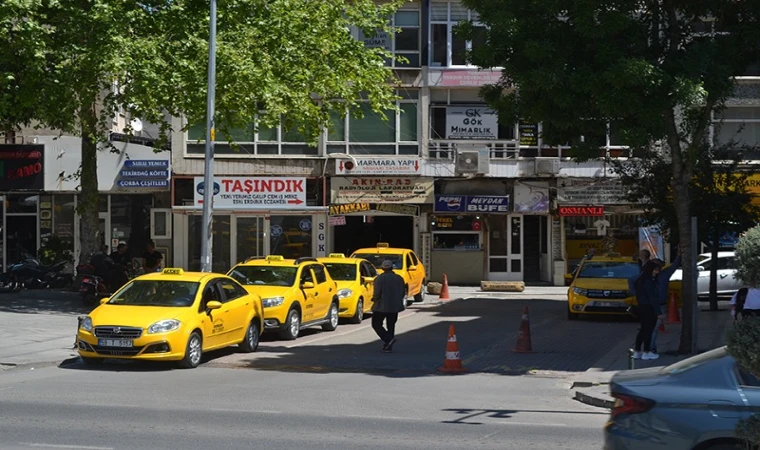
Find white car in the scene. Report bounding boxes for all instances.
[669,251,741,297]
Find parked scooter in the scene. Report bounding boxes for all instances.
[76,264,110,307]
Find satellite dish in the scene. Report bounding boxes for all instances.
[130,118,143,133]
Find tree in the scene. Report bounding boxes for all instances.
[2,0,401,263]
[613,144,760,311]
[461,0,760,353]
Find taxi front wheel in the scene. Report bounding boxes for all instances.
[179,332,203,369]
[280,309,301,341]
[349,298,364,324]
[239,320,260,353]
[322,301,339,331]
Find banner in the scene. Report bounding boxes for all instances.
[514,182,549,213]
[194,176,306,209]
[331,177,433,204]
[638,226,664,260]
[445,106,498,140]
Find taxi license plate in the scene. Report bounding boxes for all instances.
[98,339,133,348]
[595,302,617,307]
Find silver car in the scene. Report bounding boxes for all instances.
[604,347,755,450]
[670,251,741,297]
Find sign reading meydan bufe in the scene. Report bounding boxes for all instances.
[194,176,307,209]
[434,195,510,213]
[445,106,498,140]
[115,159,170,189]
[331,177,433,204]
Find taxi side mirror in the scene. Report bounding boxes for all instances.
[206,301,222,310]
[362,276,375,284]
[408,265,417,272]
[99,298,109,305]
[301,281,315,289]
[564,273,574,281]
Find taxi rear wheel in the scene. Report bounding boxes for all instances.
[322,301,339,331]
[280,309,301,341]
[179,332,203,369]
[239,320,260,353]
[349,298,364,324]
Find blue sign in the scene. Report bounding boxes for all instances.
[434,195,510,213]
[117,180,169,188]
[124,160,169,168]
[196,181,221,196]
[270,225,283,237]
[120,169,169,178]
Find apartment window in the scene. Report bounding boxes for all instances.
[430,1,486,67]
[715,107,760,148]
[358,8,421,68]
[186,116,317,157]
[327,91,419,156]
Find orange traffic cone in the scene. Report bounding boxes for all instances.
[667,293,681,324]
[438,274,450,301]
[658,319,668,334]
[438,324,467,373]
[513,306,533,353]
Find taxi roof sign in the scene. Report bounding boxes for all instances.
[265,255,285,261]
[377,242,389,248]
[329,253,346,258]
[162,268,185,275]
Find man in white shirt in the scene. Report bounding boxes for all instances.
[731,288,760,319]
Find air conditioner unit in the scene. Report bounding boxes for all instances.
[534,157,560,176]
[456,148,490,175]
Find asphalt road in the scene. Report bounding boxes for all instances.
[0,364,607,450]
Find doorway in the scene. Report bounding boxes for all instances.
[5,216,37,264]
[487,215,523,281]
[333,215,414,256]
[523,216,541,283]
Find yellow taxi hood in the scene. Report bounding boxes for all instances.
[335,280,356,290]
[240,285,293,299]
[572,278,631,290]
[90,304,189,327]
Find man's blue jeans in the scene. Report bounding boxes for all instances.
[651,317,662,352]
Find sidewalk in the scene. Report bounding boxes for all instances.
[571,302,734,408]
[0,290,83,369]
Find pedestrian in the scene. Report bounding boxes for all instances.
[638,249,651,269]
[731,287,760,320]
[143,240,164,273]
[649,250,681,353]
[371,259,406,353]
[632,261,664,360]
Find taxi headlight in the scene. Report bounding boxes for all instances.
[262,297,285,308]
[148,319,181,334]
[80,316,93,332]
[337,288,353,299]
[572,287,588,297]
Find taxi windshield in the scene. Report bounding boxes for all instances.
[107,280,199,307]
[353,254,403,270]
[323,263,357,281]
[577,261,640,279]
[228,266,297,286]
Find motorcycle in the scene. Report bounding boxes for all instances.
[76,264,111,307]
[0,255,71,291]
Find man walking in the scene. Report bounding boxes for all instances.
[371,260,406,353]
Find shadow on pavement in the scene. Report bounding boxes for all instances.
[440,407,607,425]
[0,290,88,315]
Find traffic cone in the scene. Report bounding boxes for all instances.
[658,319,668,334]
[667,293,681,324]
[513,306,533,353]
[438,274,450,301]
[438,324,467,373]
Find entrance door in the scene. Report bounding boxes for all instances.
[487,215,523,281]
[98,212,111,252]
[523,216,541,283]
[235,217,265,263]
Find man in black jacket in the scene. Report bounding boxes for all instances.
[371,260,406,353]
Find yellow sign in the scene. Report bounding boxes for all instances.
[744,174,760,206]
[329,253,346,258]
[566,239,638,260]
[162,268,185,275]
[265,255,285,261]
[331,177,434,204]
[329,203,371,215]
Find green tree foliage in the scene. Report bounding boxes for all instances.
[733,225,760,288]
[462,0,760,353]
[1,0,402,262]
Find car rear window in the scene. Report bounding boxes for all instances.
[662,347,728,375]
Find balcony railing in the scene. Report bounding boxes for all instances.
[428,140,634,159]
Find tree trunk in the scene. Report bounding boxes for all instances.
[673,179,697,354]
[78,101,101,264]
[709,228,719,311]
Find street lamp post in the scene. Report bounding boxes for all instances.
[200,0,217,273]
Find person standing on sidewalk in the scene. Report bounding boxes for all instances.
[650,249,681,353]
[633,261,663,360]
[371,260,406,353]
[731,287,760,320]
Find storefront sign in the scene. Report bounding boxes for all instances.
[434,195,510,213]
[329,215,346,226]
[194,176,307,209]
[445,106,498,140]
[558,205,605,216]
[335,157,421,175]
[316,217,327,255]
[557,180,629,204]
[514,182,550,213]
[431,69,503,87]
[328,202,418,216]
[519,122,538,146]
[0,144,45,191]
[331,177,433,204]
[39,195,53,241]
[115,159,170,189]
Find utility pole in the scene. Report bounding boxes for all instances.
[691,216,699,354]
[200,0,217,272]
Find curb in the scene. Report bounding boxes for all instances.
[574,388,614,409]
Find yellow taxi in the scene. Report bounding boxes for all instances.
[317,253,377,323]
[227,255,340,340]
[76,268,264,368]
[351,243,426,306]
[566,254,640,320]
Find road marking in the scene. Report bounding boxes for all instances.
[19,444,115,450]
[0,387,12,391]
[499,421,569,427]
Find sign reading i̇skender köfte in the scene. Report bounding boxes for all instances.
[194,176,307,209]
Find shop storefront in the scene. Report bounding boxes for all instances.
[328,175,433,257]
[171,176,327,273]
